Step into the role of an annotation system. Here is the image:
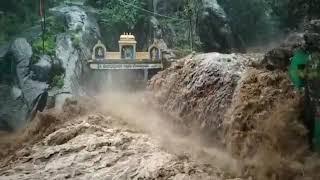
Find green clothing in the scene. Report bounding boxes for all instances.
[290,51,320,152]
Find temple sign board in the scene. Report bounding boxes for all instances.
[88,33,163,71]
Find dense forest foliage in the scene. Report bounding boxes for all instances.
[0,0,320,48]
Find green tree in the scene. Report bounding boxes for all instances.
[183,0,202,50]
[87,0,146,30]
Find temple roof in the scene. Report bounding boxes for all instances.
[119,33,137,44]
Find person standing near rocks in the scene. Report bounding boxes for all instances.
[291,20,320,152]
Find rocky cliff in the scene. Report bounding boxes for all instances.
[49,5,100,109]
[153,0,240,53]
[0,4,100,131]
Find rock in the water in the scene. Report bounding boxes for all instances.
[262,33,305,70]
[262,19,320,70]
[31,55,52,82]
[305,19,320,33]
[263,46,294,70]
[304,32,320,51]
[0,40,46,130]
[304,20,320,51]
[0,84,28,131]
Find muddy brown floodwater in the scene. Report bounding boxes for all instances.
[0,94,245,180]
[1,53,320,180]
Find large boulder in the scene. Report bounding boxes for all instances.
[262,19,320,70]
[0,39,48,131]
[0,42,29,131]
[149,0,238,53]
[0,84,28,131]
[10,38,32,81]
[304,19,320,51]
[261,32,305,70]
[31,55,52,82]
[0,5,101,130]
[50,5,100,110]
[10,38,48,108]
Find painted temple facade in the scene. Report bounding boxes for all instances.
[88,33,163,70]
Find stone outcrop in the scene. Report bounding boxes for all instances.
[304,19,320,51]
[198,0,235,53]
[262,19,320,70]
[0,39,49,131]
[10,38,48,109]
[31,55,52,82]
[149,0,240,53]
[0,84,28,131]
[50,5,100,107]
[0,4,101,131]
[262,33,304,70]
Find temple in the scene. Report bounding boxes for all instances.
[88,33,163,71]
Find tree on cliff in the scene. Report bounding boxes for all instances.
[87,0,146,31]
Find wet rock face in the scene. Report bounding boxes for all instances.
[304,19,320,51]
[50,5,100,109]
[262,33,305,71]
[0,84,28,131]
[10,38,48,109]
[0,44,10,60]
[0,38,48,131]
[31,55,52,82]
[262,19,320,70]
[198,0,235,53]
[151,0,238,53]
[0,5,100,130]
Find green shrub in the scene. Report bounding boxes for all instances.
[30,15,66,63]
[48,59,65,89]
[51,74,64,89]
[71,33,81,49]
[32,35,56,56]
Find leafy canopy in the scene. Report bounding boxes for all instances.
[87,0,146,30]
